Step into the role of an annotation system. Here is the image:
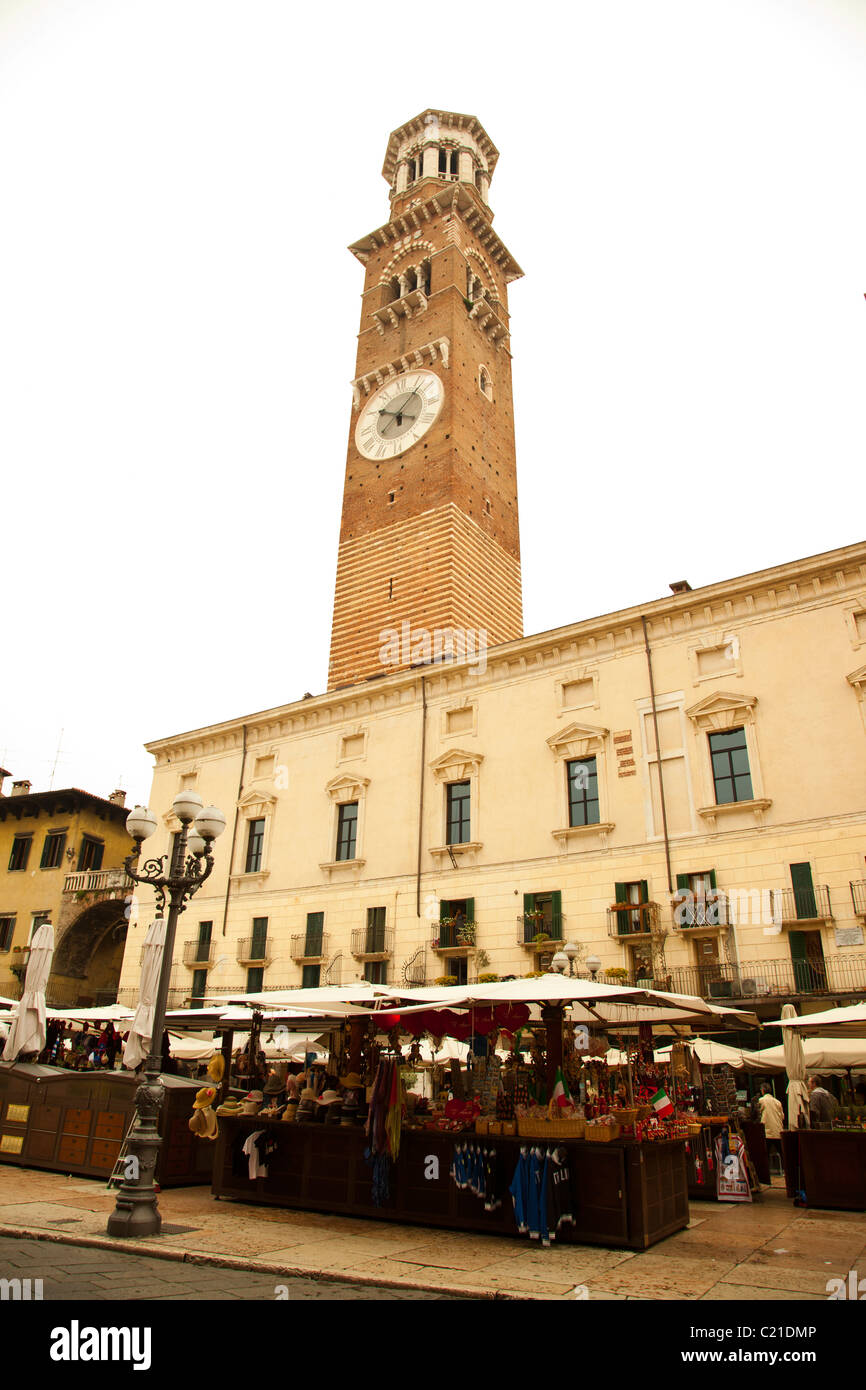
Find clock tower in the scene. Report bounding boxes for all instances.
[328,109,524,689]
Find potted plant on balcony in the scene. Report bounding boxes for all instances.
[457,920,476,946]
[532,931,551,945]
[434,975,458,987]
[605,966,629,980]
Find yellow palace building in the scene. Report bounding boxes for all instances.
[116,112,866,1028]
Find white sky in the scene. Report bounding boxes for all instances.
[2,0,864,809]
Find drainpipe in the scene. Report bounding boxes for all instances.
[641,615,673,895]
[221,724,247,938]
[416,676,427,918]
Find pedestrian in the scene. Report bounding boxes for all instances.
[808,1076,838,1128]
[756,1082,785,1171]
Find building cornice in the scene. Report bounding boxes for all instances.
[349,184,523,283]
[381,109,500,184]
[144,538,866,765]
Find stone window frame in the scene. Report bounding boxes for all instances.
[843,597,866,650]
[687,631,744,686]
[440,699,478,740]
[338,727,369,765]
[685,691,771,827]
[428,749,483,863]
[846,665,866,734]
[320,774,370,880]
[634,692,698,842]
[478,364,494,402]
[546,722,614,848]
[229,789,277,888]
[555,668,600,716]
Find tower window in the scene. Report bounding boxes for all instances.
[438,148,447,174]
[450,149,459,176]
[479,366,493,401]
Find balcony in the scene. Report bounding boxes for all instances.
[671,891,728,932]
[371,287,428,334]
[518,913,564,950]
[850,881,866,916]
[666,954,866,1002]
[607,901,660,939]
[182,940,216,968]
[467,294,510,349]
[64,868,133,895]
[431,920,477,956]
[351,928,393,961]
[772,885,833,925]
[237,935,271,966]
[290,933,328,964]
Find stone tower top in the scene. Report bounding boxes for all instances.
[382,108,500,207]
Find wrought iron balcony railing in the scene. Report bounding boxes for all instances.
[850,881,866,916]
[606,901,660,938]
[771,885,833,924]
[182,940,216,967]
[351,928,393,960]
[432,920,477,952]
[671,892,727,930]
[290,933,328,963]
[518,913,564,947]
[237,935,271,965]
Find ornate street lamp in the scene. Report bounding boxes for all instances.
[107,793,226,1237]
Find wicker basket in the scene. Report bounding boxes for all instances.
[518,1116,585,1139]
[475,1117,491,1135]
[584,1123,621,1143]
[611,1108,638,1126]
[499,1120,517,1136]
[686,1123,702,1137]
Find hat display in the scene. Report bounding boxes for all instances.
[239,1089,263,1116]
[192,1086,218,1110]
[296,1087,316,1123]
[216,1098,241,1116]
[264,1073,285,1095]
[189,1106,218,1141]
[340,1073,363,1090]
[316,1089,342,1106]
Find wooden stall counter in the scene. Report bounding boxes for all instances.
[784,1128,866,1211]
[0,1063,214,1186]
[212,1117,688,1251]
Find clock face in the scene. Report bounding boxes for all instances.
[355,369,444,460]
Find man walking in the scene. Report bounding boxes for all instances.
[756,1082,785,1173]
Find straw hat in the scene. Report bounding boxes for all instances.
[216,1098,241,1116]
[316,1089,342,1106]
[207,1054,225,1084]
[189,1106,218,1141]
[340,1073,363,1090]
[263,1072,285,1096]
[192,1086,218,1110]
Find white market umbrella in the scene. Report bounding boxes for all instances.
[655,1037,751,1069]
[741,1037,866,1076]
[123,917,166,1070]
[781,1002,810,1129]
[776,1002,866,1039]
[2,922,54,1060]
[167,1031,215,1062]
[44,1003,135,1025]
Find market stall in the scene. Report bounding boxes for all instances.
[775,1005,866,1211]
[210,976,748,1249]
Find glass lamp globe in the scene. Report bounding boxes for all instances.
[172,790,204,822]
[195,805,227,841]
[186,831,207,858]
[586,954,602,978]
[550,951,568,974]
[126,805,158,842]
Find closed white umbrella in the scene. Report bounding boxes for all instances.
[2,922,54,1060]
[123,918,166,1069]
[781,1002,810,1129]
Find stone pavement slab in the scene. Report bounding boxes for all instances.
[0,1164,862,1301]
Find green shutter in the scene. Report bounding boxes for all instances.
[708,869,717,889]
[523,893,535,915]
[440,900,450,922]
[614,882,626,905]
[790,863,817,919]
[639,880,649,903]
[676,874,690,892]
[551,890,562,938]
[465,898,475,923]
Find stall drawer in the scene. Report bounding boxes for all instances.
[31,1105,62,1133]
[57,1135,88,1165]
[62,1108,92,1137]
[90,1140,122,1172]
[28,1131,58,1163]
[94,1110,126,1141]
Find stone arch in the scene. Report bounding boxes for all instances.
[466,248,496,295]
[49,899,129,1008]
[378,242,435,284]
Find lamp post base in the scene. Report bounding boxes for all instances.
[106,1192,163,1238]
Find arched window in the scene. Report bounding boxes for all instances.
[387,276,401,303]
[450,150,459,176]
[421,259,431,295]
[479,366,493,401]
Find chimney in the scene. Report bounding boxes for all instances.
[669,580,692,595]
[11,779,32,796]
[109,790,127,808]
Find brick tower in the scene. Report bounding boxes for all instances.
[327,109,524,689]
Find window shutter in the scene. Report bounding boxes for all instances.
[551,890,562,936]
[614,882,626,905]
[639,880,649,903]
[675,874,690,892]
[439,900,450,922]
[523,893,535,915]
[708,869,717,890]
[465,898,475,922]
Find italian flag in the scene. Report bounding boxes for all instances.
[552,1067,573,1109]
[650,1087,674,1118]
